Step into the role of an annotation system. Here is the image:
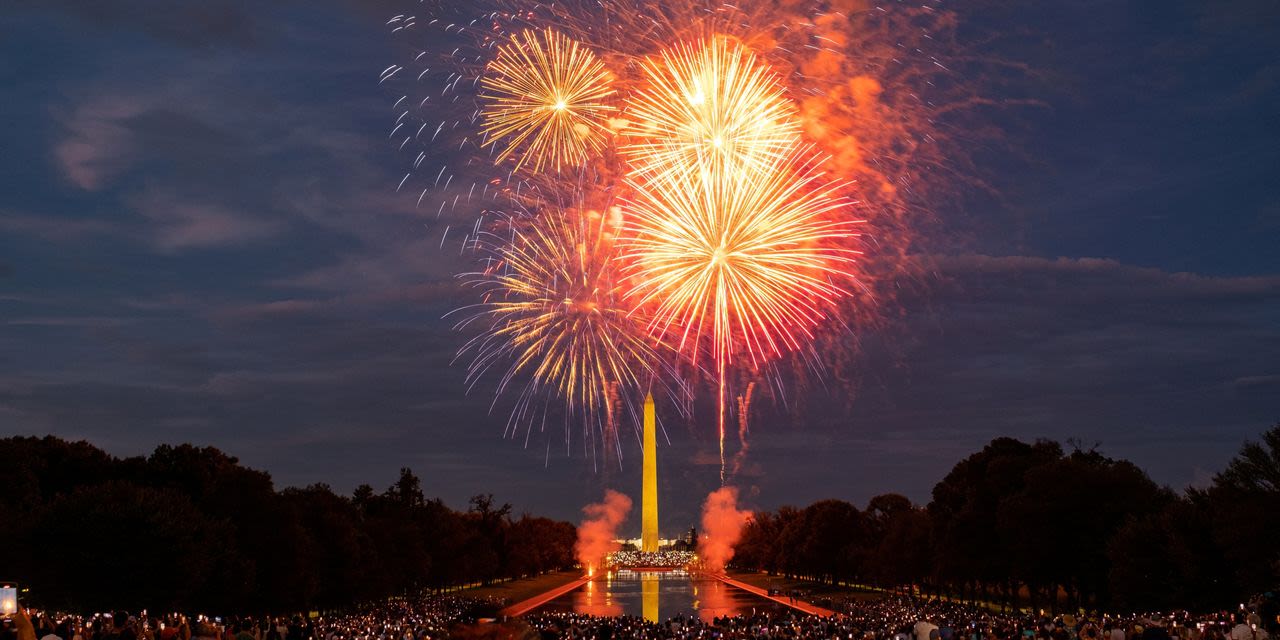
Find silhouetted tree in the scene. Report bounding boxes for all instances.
[23,481,242,612]
[7,426,1277,614]
[998,449,1170,609]
[1202,423,1280,596]
[1108,496,1232,611]
[928,438,1062,605]
[0,436,577,613]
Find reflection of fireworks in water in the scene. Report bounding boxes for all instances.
[455,205,659,458]
[384,0,994,473]
[480,28,616,174]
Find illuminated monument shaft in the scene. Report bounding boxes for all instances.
[642,393,659,553]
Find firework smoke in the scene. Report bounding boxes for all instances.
[699,486,752,573]
[383,0,1004,471]
[575,489,632,574]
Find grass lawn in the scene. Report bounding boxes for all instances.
[461,570,585,605]
[727,571,885,607]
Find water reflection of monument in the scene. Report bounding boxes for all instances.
[601,395,697,621]
[568,570,749,623]
[642,572,658,622]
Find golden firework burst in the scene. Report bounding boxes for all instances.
[480,28,616,174]
[458,206,657,417]
[619,149,860,371]
[620,36,800,182]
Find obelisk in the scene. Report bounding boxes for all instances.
[641,392,659,553]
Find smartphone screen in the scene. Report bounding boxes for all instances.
[0,584,17,616]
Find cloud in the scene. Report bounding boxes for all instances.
[270,239,462,293]
[1232,375,1280,390]
[40,1,258,48]
[0,210,116,242]
[129,189,282,252]
[7,317,136,328]
[927,254,1280,302]
[7,0,1278,524]
[1,251,1275,519]
[53,95,148,190]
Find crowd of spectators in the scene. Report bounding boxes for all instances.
[0,597,485,640]
[606,551,696,569]
[4,589,1274,640]
[521,594,1277,640]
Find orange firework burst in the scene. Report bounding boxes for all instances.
[621,113,860,481]
[620,36,799,182]
[619,149,861,371]
[389,1,953,474]
[480,28,616,173]
[457,206,658,424]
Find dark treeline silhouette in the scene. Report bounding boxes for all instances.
[0,438,575,614]
[734,423,1280,614]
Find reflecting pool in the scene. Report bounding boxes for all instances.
[533,569,775,622]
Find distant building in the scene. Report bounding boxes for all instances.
[670,527,698,552]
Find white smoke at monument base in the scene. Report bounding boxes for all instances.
[575,489,633,574]
[699,486,753,573]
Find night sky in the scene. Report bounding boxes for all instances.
[2,1,1277,533]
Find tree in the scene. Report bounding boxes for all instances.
[24,481,243,611]
[280,484,383,607]
[870,505,932,590]
[0,436,579,611]
[1215,423,1280,493]
[1203,423,1280,596]
[998,449,1169,609]
[927,438,1063,604]
[387,467,426,507]
[1108,497,1232,611]
[735,509,786,574]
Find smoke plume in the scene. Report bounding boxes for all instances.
[699,486,753,574]
[575,489,632,573]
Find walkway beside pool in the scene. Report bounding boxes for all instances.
[713,574,837,616]
[500,575,591,617]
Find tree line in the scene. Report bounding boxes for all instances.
[733,423,1280,613]
[0,438,576,613]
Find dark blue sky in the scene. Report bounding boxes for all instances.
[1,1,1277,533]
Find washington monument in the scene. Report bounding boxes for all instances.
[641,392,659,552]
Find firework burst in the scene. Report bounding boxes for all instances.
[456,205,658,433]
[383,0,989,473]
[619,151,859,370]
[619,145,861,480]
[621,36,799,182]
[480,28,617,174]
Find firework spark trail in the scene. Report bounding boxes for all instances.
[454,205,659,433]
[620,151,861,371]
[732,380,755,478]
[620,141,862,483]
[384,0,994,472]
[480,28,617,174]
[465,28,865,479]
[621,36,799,182]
